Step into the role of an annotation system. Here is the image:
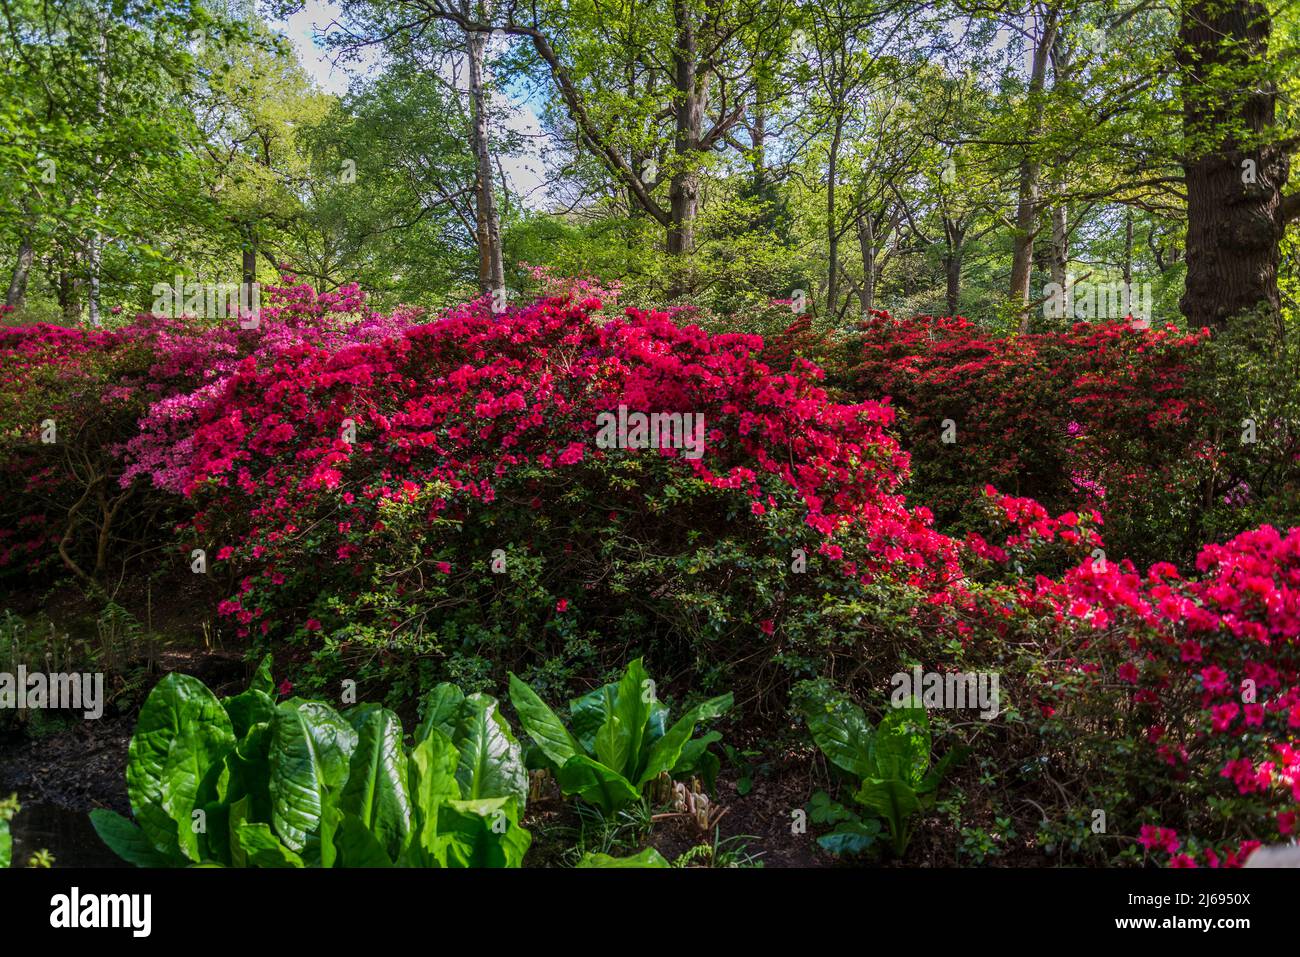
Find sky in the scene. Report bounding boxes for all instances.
[270,1,553,209]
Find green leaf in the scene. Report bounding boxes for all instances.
[594,714,630,777]
[817,819,881,857]
[508,673,580,767]
[335,812,395,867]
[569,681,617,753]
[0,818,9,869]
[807,790,855,825]
[555,754,642,813]
[340,708,411,861]
[799,689,875,779]
[268,700,357,853]
[855,777,921,855]
[248,656,275,695]
[636,693,732,787]
[874,706,931,786]
[577,847,670,868]
[89,810,184,868]
[222,687,276,740]
[414,683,465,743]
[437,797,531,868]
[236,823,305,867]
[406,729,462,864]
[126,673,236,862]
[613,658,653,779]
[451,694,528,804]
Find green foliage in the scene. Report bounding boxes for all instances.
[797,681,961,856]
[576,847,671,868]
[91,658,531,868]
[508,658,732,814]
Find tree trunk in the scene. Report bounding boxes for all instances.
[242,230,258,288]
[87,9,108,326]
[857,213,875,315]
[6,231,35,309]
[944,216,965,318]
[59,269,81,322]
[1049,204,1068,294]
[1011,6,1059,331]
[827,113,845,317]
[1177,0,1287,330]
[667,0,702,258]
[1122,209,1133,287]
[466,4,505,295]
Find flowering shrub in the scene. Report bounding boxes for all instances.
[1005,524,1300,866]
[160,293,960,699]
[3,278,1296,868]
[852,312,1213,566]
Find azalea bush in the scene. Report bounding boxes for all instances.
[851,312,1217,566]
[158,292,959,704]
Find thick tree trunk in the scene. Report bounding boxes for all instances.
[667,0,701,258]
[944,217,965,318]
[466,6,505,295]
[59,269,81,322]
[1177,0,1287,330]
[1011,7,1058,332]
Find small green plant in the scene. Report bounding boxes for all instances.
[798,682,963,857]
[576,847,670,867]
[91,658,531,867]
[0,793,15,867]
[508,658,732,814]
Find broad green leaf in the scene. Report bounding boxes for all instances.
[595,714,630,778]
[406,729,461,863]
[673,730,722,791]
[90,810,181,867]
[636,693,732,786]
[508,673,580,767]
[340,708,411,861]
[577,847,670,868]
[855,776,921,854]
[222,687,276,741]
[613,658,653,779]
[569,681,617,753]
[874,706,931,786]
[335,811,394,867]
[451,694,527,804]
[437,797,531,868]
[799,690,875,779]
[236,823,305,867]
[126,673,235,862]
[268,700,357,853]
[0,819,9,868]
[414,683,466,743]
[555,754,641,813]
